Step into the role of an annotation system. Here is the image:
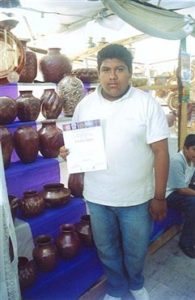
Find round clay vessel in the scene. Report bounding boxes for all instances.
[68,173,84,197]
[16,90,41,121]
[33,234,58,272]
[18,256,36,290]
[19,190,45,217]
[76,214,94,246]
[19,39,37,83]
[0,126,14,168]
[42,183,71,208]
[56,224,81,259]
[0,96,17,124]
[39,48,72,83]
[13,126,39,163]
[40,88,63,119]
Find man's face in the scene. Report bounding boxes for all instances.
[185,146,195,163]
[98,58,132,101]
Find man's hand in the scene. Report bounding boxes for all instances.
[149,198,167,221]
[59,146,69,160]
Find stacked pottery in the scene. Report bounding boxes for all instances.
[39,48,72,83]
[19,190,45,217]
[19,38,38,83]
[42,183,71,208]
[0,126,14,168]
[13,126,39,163]
[0,96,17,124]
[56,224,81,259]
[76,214,94,247]
[18,256,36,290]
[38,120,64,158]
[33,234,58,272]
[16,90,41,122]
[40,88,63,119]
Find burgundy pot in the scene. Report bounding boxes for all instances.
[16,90,41,121]
[0,126,14,168]
[8,194,19,220]
[39,48,72,83]
[71,68,98,84]
[68,173,84,198]
[33,234,58,272]
[40,88,63,119]
[76,214,94,246]
[42,183,71,208]
[19,190,45,217]
[0,96,17,124]
[13,126,39,163]
[56,224,81,259]
[19,39,37,83]
[38,120,64,158]
[18,256,36,290]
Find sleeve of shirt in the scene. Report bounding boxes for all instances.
[146,95,170,144]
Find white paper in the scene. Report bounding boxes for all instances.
[62,120,107,174]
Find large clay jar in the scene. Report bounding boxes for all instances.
[13,126,39,163]
[39,48,72,83]
[68,173,84,197]
[16,90,41,122]
[8,194,19,221]
[76,214,94,247]
[42,183,71,208]
[19,190,45,217]
[57,75,85,117]
[38,120,64,158]
[0,96,17,124]
[18,256,36,290]
[56,224,81,259]
[33,234,58,272]
[0,126,14,168]
[19,39,37,83]
[40,88,63,119]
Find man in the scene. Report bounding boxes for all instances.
[61,44,169,300]
[166,134,195,259]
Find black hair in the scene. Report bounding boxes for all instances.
[184,134,195,148]
[97,44,133,72]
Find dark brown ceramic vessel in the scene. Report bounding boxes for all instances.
[16,90,41,121]
[19,39,37,83]
[42,183,71,208]
[76,214,94,246]
[0,126,14,168]
[33,234,58,272]
[68,173,84,197]
[19,190,45,217]
[40,88,63,119]
[18,256,36,290]
[0,96,17,124]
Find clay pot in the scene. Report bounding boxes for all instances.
[38,120,64,158]
[39,48,72,83]
[19,190,45,217]
[56,224,81,259]
[33,234,58,272]
[42,183,71,208]
[8,194,18,220]
[68,173,84,197]
[13,126,39,163]
[76,214,94,246]
[0,126,14,168]
[19,39,37,83]
[71,68,98,83]
[16,90,41,121]
[57,75,85,117]
[0,96,17,124]
[40,88,63,119]
[18,256,36,290]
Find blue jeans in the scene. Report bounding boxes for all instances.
[167,192,195,247]
[86,201,152,297]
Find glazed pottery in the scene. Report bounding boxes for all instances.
[71,68,98,83]
[0,96,17,124]
[76,214,94,246]
[56,224,81,259]
[40,88,63,119]
[19,190,45,217]
[18,256,36,290]
[0,126,14,168]
[39,48,72,83]
[16,90,41,121]
[42,183,71,208]
[8,194,18,220]
[38,120,64,158]
[19,39,37,83]
[57,75,85,116]
[33,234,58,272]
[13,126,39,163]
[68,173,84,198]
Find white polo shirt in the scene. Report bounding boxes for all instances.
[72,85,169,206]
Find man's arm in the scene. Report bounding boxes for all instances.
[149,138,169,221]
